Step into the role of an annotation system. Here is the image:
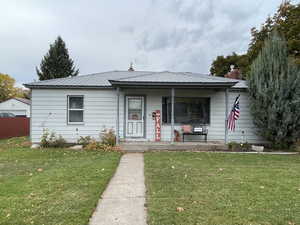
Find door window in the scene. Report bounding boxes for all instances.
[128,98,143,120]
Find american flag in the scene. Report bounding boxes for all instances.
[227,95,240,131]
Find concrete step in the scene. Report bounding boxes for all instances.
[120,143,228,152]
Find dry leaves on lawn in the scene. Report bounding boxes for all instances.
[176,207,184,212]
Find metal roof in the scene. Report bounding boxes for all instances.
[24,71,247,89]
[13,97,31,105]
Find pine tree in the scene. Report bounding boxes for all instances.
[36,36,79,80]
[248,31,300,148]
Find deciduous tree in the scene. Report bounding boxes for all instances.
[210,1,300,77]
[0,73,27,102]
[210,53,249,78]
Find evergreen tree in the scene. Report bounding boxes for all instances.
[36,36,79,80]
[248,31,300,148]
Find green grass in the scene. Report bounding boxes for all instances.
[0,137,121,225]
[144,152,300,225]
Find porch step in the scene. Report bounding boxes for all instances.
[120,142,228,153]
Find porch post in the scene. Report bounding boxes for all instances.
[225,88,229,144]
[116,87,120,145]
[171,88,175,143]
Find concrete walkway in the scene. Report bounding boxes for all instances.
[89,153,147,225]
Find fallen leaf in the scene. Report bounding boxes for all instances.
[6,214,10,217]
[176,207,184,212]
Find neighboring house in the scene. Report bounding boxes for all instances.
[0,98,31,117]
[25,71,264,144]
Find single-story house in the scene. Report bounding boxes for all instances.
[0,97,31,117]
[24,70,264,144]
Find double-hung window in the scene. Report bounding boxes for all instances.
[68,96,84,124]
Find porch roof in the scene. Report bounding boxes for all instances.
[24,70,245,89]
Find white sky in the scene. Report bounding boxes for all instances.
[1,0,298,85]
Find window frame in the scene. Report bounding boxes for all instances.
[162,96,211,125]
[67,95,84,125]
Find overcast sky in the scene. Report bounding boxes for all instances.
[1,0,298,85]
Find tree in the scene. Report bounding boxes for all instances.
[36,36,79,80]
[248,1,300,66]
[210,1,300,77]
[210,52,249,78]
[0,73,27,102]
[248,31,300,148]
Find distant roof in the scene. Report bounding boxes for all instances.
[24,71,247,89]
[14,97,31,105]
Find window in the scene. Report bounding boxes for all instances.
[162,97,210,124]
[68,96,84,123]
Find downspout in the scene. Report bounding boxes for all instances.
[225,88,229,144]
[116,87,120,145]
[171,88,175,143]
[30,89,32,143]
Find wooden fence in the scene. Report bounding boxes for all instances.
[0,118,30,139]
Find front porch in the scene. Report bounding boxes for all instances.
[114,87,232,144]
[120,141,228,152]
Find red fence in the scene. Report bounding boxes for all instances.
[0,118,30,139]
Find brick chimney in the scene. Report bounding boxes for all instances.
[224,65,241,79]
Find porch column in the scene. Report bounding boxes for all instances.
[116,87,120,145]
[171,88,175,143]
[225,88,229,144]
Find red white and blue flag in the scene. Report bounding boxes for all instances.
[227,95,240,131]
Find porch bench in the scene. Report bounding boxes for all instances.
[182,125,208,142]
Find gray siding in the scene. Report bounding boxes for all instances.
[31,89,119,143]
[31,88,264,144]
[227,90,264,143]
[122,89,226,142]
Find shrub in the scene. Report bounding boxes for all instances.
[85,139,121,152]
[228,142,251,151]
[40,129,67,148]
[77,136,92,147]
[100,128,116,146]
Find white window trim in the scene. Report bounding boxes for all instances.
[67,95,84,125]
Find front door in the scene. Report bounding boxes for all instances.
[126,96,144,137]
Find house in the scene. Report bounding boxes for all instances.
[24,70,264,144]
[0,97,31,117]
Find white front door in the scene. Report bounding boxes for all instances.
[125,96,144,137]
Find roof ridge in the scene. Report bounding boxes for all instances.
[25,71,118,85]
[186,72,241,82]
[115,71,158,81]
[115,71,195,81]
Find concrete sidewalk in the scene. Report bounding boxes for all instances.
[89,153,147,225]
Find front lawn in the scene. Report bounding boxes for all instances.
[144,152,300,225]
[0,137,121,225]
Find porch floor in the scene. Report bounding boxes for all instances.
[120,141,228,152]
